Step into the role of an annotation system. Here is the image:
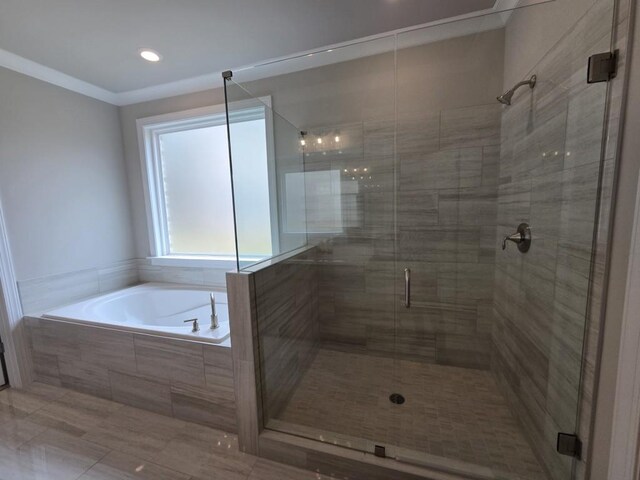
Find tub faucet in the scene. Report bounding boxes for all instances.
[184,318,199,332]
[210,293,219,330]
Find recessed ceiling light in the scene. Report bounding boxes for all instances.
[139,49,162,62]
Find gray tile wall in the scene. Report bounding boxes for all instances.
[137,258,231,289]
[253,250,320,422]
[18,260,139,314]
[26,317,237,432]
[17,258,230,315]
[492,0,616,478]
[303,104,500,369]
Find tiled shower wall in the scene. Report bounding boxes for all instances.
[251,249,320,421]
[305,103,501,369]
[492,0,615,478]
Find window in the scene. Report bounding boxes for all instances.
[137,99,276,267]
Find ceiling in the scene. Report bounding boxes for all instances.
[0,0,498,102]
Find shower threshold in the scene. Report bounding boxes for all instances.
[266,418,501,479]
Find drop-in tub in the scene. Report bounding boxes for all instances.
[42,282,230,344]
[28,282,236,430]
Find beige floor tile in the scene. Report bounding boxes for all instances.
[29,390,124,436]
[153,422,256,480]
[0,382,67,413]
[15,429,109,480]
[0,443,30,480]
[0,402,31,427]
[82,406,186,463]
[248,458,331,480]
[0,417,48,450]
[78,450,191,480]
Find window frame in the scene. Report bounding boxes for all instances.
[136,96,278,268]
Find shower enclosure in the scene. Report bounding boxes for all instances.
[223,0,619,478]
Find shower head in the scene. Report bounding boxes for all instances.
[497,91,514,106]
[497,74,537,106]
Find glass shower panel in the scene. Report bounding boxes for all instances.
[224,80,307,270]
[395,0,615,478]
[227,34,400,453]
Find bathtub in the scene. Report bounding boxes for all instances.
[43,282,230,344]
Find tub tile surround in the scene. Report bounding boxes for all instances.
[26,317,237,433]
[492,0,623,479]
[17,259,139,315]
[0,382,328,480]
[305,103,500,370]
[226,271,262,456]
[17,257,229,316]
[137,258,230,288]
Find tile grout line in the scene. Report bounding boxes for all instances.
[73,447,113,480]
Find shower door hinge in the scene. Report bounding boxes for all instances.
[557,433,582,459]
[587,51,618,83]
[374,445,386,458]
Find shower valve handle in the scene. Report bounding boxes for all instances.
[502,223,531,253]
[502,233,523,249]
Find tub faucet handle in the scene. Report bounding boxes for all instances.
[184,318,199,332]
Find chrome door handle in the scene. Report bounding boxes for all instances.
[404,268,411,308]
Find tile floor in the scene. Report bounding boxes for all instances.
[0,382,329,480]
[273,349,548,480]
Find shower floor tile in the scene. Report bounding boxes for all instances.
[273,348,548,480]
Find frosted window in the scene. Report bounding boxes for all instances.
[157,114,273,257]
[229,120,274,257]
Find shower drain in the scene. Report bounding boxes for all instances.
[389,393,405,405]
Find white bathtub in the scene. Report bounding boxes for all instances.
[43,283,230,344]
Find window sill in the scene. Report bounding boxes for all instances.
[148,255,237,269]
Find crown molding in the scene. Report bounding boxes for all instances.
[115,72,224,106]
[0,47,119,104]
[0,0,522,107]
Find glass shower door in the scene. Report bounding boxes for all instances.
[393,1,616,479]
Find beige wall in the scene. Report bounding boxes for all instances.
[0,67,135,281]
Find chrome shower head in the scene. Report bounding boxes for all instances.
[497,91,514,105]
[497,74,537,106]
